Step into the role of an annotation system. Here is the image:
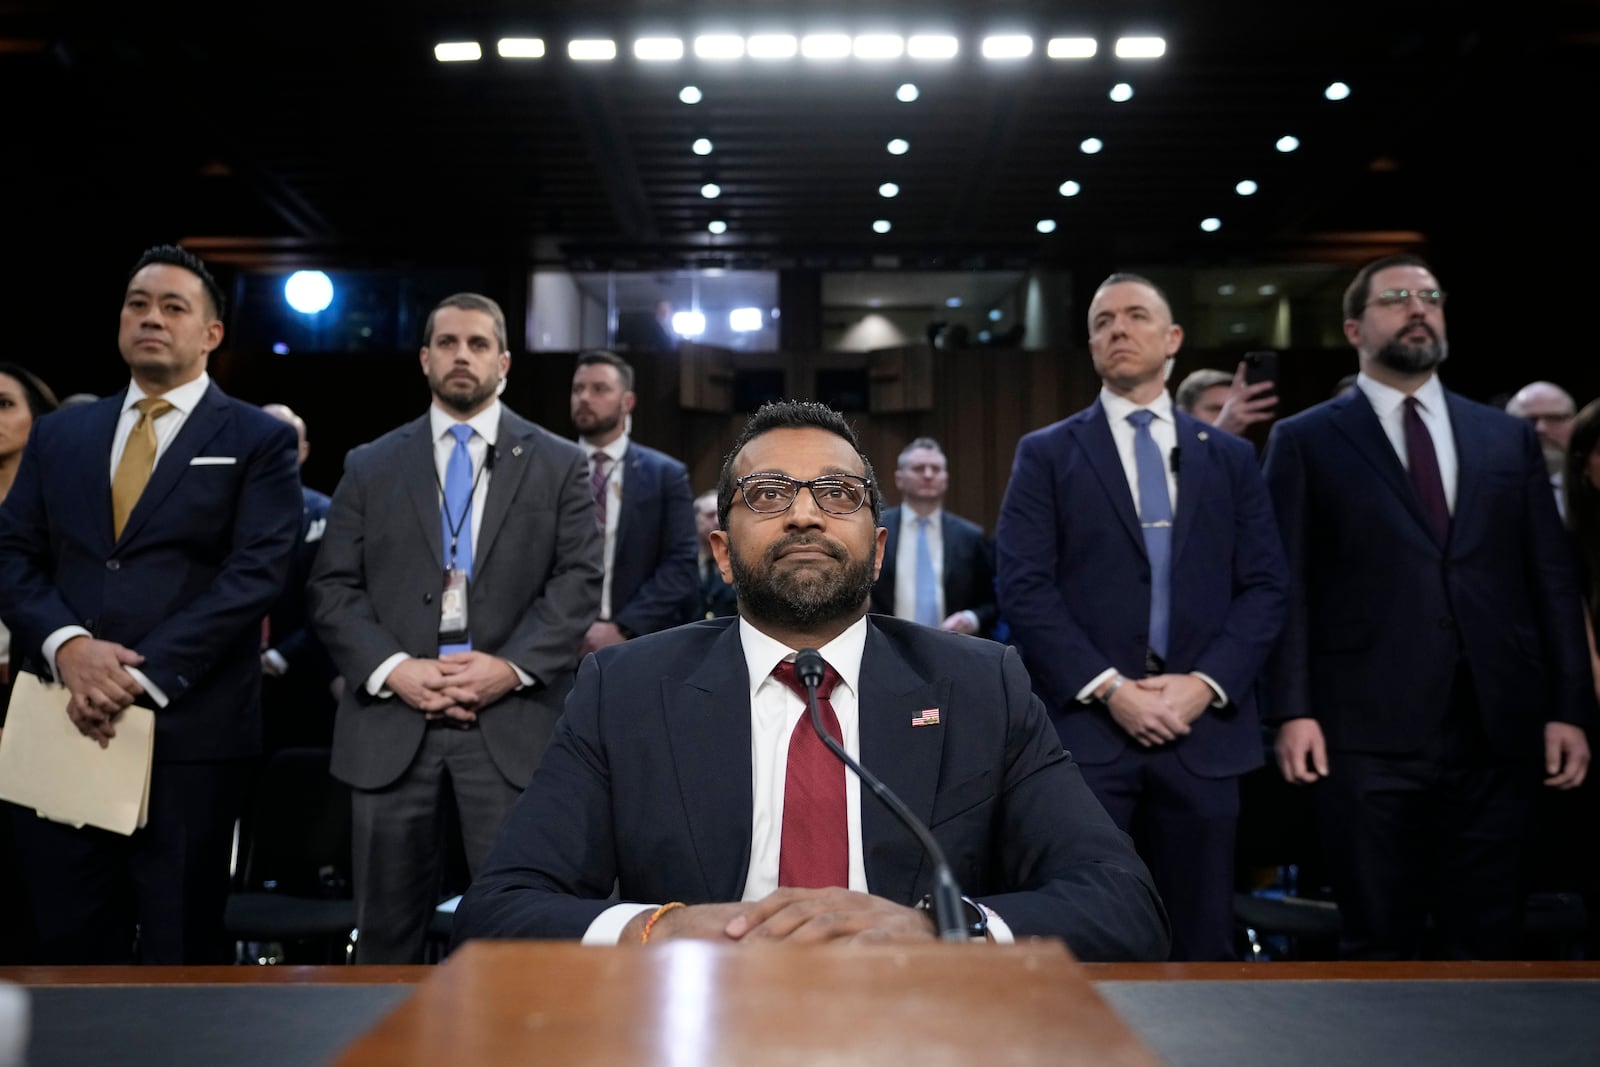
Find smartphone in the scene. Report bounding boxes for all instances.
[1242,350,1278,388]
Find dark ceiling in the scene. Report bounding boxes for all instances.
[7,1,1597,282]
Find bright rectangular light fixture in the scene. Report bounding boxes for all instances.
[729,307,764,332]
[672,311,706,337]
[634,38,684,61]
[694,34,746,59]
[907,35,959,59]
[568,39,617,61]
[981,35,1034,60]
[1114,36,1166,59]
[496,38,545,59]
[747,34,798,58]
[801,34,852,59]
[434,41,482,63]
[853,35,904,59]
[1047,37,1097,59]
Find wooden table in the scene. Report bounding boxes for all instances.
[5,954,1598,1067]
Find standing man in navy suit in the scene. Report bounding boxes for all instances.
[870,437,998,637]
[570,350,698,656]
[0,245,301,963]
[309,293,602,963]
[995,273,1288,961]
[259,402,337,751]
[1264,254,1592,959]
[454,399,1168,960]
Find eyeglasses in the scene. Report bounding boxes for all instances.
[735,473,874,516]
[1366,288,1446,309]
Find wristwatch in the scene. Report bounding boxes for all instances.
[915,892,989,939]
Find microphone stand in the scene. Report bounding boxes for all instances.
[795,648,968,941]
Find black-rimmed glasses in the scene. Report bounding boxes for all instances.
[1367,288,1446,309]
[735,473,873,515]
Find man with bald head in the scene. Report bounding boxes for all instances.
[1506,381,1578,518]
[259,403,337,750]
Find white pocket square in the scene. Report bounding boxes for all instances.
[305,518,326,543]
[189,456,237,466]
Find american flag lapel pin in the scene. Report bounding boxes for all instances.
[911,707,941,727]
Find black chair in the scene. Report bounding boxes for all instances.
[225,746,356,964]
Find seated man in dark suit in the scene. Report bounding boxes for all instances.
[454,400,1169,960]
[870,437,997,637]
[691,489,738,620]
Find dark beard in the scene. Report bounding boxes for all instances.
[728,533,876,632]
[573,408,622,438]
[433,375,497,414]
[1372,328,1447,375]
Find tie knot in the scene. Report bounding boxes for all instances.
[449,424,475,446]
[134,397,173,421]
[1127,409,1155,430]
[592,452,612,472]
[772,658,840,701]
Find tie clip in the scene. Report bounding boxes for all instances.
[1141,520,1173,529]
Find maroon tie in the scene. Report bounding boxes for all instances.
[1403,397,1450,545]
[771,658,848,889]
[590,453,612,530]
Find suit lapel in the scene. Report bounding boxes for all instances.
[1170,414,1211,564]
[404,416,445,569]
[116,382,228,545]
[878,510,901,591]
[473,411,533,571]
[1075,404,1144,550]
[86,392,127,549]
[1443,391,1481,542]
[667,625,756,899]
[1330,391,1440,543]
[857,623,948,904]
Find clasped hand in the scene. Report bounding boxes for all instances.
[386,652,518,723]
[633,887,939,945]
[1107,673,1213,747]
[56,636,145,748]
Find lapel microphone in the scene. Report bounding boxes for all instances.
[794,647,969,941]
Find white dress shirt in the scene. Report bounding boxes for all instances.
[892,505,981,633]
[44,373,216,706]
[579,434,629,621]
[1355,372,1459,515]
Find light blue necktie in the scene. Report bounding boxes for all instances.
[440,424,475,654]
[1127,410,1172,660]
[913,515,941,627]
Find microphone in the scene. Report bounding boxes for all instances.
[793,647,969,941]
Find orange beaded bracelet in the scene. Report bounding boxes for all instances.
[640,901,686,943]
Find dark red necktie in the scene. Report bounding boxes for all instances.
[1403,397,1450,545]
[771,658,847,889]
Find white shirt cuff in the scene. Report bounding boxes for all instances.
[1076,667,1119,704]
[1192,671,1227,708]
[507,660,533,689]
[585,902,656,945]
[366,652,411,697]
[262,648,289,675]
[126,666,168,708]
[982,905,1014,944]
[42,626,91,682]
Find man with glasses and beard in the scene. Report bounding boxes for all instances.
[1263,255,1593,960]
[453,400,1168,961]
[309,293,602,962]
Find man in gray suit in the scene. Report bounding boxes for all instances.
[309,292,602,963]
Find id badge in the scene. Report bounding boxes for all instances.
[439,567,470,643]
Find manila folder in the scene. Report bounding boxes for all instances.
[0,671,153,835]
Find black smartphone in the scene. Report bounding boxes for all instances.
[1242,350,1278,387]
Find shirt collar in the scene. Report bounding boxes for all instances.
[1099,386,1174,425]
[429,399,501,446]
[901,504,942,526]
[125,372,210,416]
[738,614,867,703]
[1355,371,1446,419]
[580,433,630,465]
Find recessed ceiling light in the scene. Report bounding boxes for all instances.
[1047,37,1097,59]
[433,42,482,63]
[801,34,852,59]
[708,220,727,234]
[872,219,891,233]
[853,35,904,60]
[945,297,962,308]
[1200,217,1222,232]
[1058,180,1081,197]
[634,38,683,61]
[1079,137,1103,154]
[988,309,1003,322]
[887,138,909,155]
[1114,36,1166,59]
[1217,284,1237,296]
[693,138,713,156]
[907,35,958,59]
[748,35,798,59]
[896,83,920,102]
[497,39,544,59]
[700,183,722,199]
[1235,180,1258,196]
[1325,81,1351,101]
[679,86,702,104]
[568,39,617,62]
[878,182,900,198]
[1037,219,1058,233]
[1109,83,1134,103]
[981,36,1034,60]
[694,35,745,60]
[1258,284,1278,296]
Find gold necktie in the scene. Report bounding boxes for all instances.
[111,397,174,538]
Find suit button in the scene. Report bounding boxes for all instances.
[106,560,120,571]
[423,593,434,604]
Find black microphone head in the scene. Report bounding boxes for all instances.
[794,648,826,689]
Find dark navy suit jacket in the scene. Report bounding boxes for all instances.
[0,382,302,760]
[1261,387,1595,752]
[996,401,1288,778]
[266,486,334,681]
[454,615,1170,961]
[871,507,998,637]
[607,441,698,637]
